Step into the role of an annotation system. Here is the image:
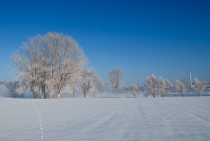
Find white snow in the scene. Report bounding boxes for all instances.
[0,95,210,141]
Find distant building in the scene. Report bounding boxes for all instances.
[188,72,210,91]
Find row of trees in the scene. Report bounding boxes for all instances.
[11,32,104,99]
[8,32,207,99]
[4,70,206,99]
[107,69,206,98]
[145,74,206,97]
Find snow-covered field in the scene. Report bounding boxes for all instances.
[0,95,210,141]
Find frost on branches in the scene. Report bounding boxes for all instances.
[108,68,123,94]
[129,84,139,98]
[193,78,206,96]
[176,80,186,97]
[12,32,86,99]
[145,74,158,97]
[164,79,174,96]
[145,74,173,97]
[80,68,104,98]
[158,77,166,97]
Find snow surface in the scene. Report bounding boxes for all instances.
[0,96,210,141]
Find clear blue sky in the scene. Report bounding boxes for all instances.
[0,0,210,85]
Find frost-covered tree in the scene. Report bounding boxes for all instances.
[176,80,186,97]
[158,77,166,97]
[80,68,103,98]
[66,81,78,98]
[93,73,104,93]
[64,72,81,98]
[193,78,206,96]
[164,79,173,96]
[11,44,40,99]
[129,84,139,98]
[80,68,93,98]
[90,73,104,98]
[145,74,158,97]
[12,34,51,99]
[108,68,123,94]
[11,32,86,99]
[46,79,55,99]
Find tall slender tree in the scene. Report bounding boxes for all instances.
[108,68,123,94]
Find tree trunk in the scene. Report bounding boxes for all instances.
[57,93,61,99]
[40,83,46,99]
[84,92,86,98]
[72,88,75,98]
[57,90,62,99]
[49,95,52,99]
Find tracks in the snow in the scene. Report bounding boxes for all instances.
[32,102,43,140]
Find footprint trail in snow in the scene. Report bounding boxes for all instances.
[32,102,43,140]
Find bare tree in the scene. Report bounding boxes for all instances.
[145,74,158,97]
[129,84,139,98]
[176,80,186,97]
[194,78,206,96]
[108,68,123,94]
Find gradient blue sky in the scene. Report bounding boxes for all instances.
[0,0,210,85]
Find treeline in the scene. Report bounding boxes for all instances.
[107,70,207,98]
[5,32,208,99]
